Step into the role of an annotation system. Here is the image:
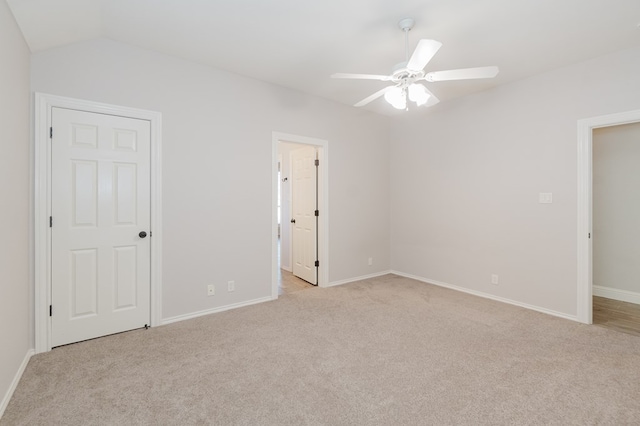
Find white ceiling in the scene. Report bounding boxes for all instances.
[7,0,640,116]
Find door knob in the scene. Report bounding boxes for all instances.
[139,231,147,238]
[290,219,296,224]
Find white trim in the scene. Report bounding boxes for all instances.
[287,153,293,271]
[272,132,329,298]
[593,286,640,305]
[161,296,274,325]
[577,109,640,324]
[391,271,578,322]
[277,153,283,243]
[0,349,34,418]
[280,265,292,273]
[34,93,162,353]
[327,270,392,287]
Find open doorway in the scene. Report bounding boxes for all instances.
[591,122,640,336]
[277,145,314,295]
[577,109,640,327]
[271,132,329,299]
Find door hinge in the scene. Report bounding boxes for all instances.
[314,260,319,267]
[49,305,52,317]
[588,233,591,239]
[49,216,53,227]
[50,127,53,139]
[314,159,319,166]
[314,210,319,217]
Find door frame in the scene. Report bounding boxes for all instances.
[272,132,328,298]
[34,93,163,353]
[576,108,640,324]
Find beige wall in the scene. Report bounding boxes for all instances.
[0,0,31,415]
[593,122,640,297]
[390,46,640,318]
[31,38,391,320]
[6,18,640,414]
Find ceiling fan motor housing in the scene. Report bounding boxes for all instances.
[391,62,424,85]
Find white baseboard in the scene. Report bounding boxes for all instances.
[162,268,581,327]
[326,270,392,288]
[161,296,274,326]
[0,349,34,419]
[162,270,394,325]
[593,285,640,305]
[390,270,578,322]
[280,265,292,273]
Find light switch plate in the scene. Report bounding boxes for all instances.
[539,193,553,204]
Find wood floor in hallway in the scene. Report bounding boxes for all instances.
[593,296,640,337]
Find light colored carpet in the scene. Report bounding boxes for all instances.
[3,274,640,425]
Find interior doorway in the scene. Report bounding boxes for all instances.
[577,109,640,325]
[276,151,311,295]
[591,121,640,335]
[271,132,329,299]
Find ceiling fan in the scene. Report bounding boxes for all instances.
[332,18,499,110]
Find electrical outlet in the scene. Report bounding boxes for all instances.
[228,280,235,292]
[207,284,215,296]
[368,257,373,266]
[491,274,499,285]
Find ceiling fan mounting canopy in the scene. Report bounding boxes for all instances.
[397,17,415,32]
[331,18,499,110]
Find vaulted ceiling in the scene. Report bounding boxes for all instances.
[7,0,640,115]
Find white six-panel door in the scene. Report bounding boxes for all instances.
[291,146,317,284]
[51,107,151,347]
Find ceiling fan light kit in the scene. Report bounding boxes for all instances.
[408,83,429,106]
[384,86,406,109]
[332,18,499,111]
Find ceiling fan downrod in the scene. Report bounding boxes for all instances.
[398,18,415,63]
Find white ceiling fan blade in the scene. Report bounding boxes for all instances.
[422,86,440,107]
[354,86,395,107]
[407,39,442,71]
[424,66,499,82]
[331,73,391,81]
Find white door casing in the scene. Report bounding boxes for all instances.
[51,107,151,347]
[577,108,640,324]
[291,146,318,284]
[35,93,162,353]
